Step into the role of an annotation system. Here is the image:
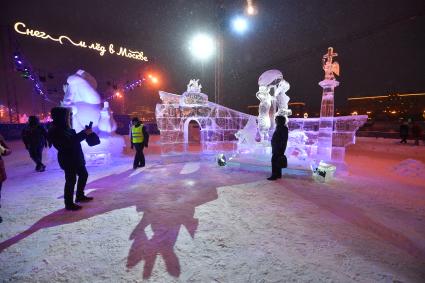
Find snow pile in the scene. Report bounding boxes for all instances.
[392,159,425,179]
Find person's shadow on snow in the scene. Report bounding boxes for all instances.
[0,163,260,279]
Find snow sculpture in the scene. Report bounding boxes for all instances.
[60,70,124,164]
[155,79,252,155]
[98,101,117,132]
[63,70,101,132]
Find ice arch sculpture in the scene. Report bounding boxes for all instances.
[155,79,252,154]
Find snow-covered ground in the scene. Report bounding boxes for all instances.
[0,137,424,282]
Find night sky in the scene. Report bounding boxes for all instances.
[1,0,425,115]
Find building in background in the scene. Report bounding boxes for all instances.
[347,93,425,120]
[129,105,156,122]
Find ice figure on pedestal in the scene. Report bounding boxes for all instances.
[317,47,340,162]
[59,70,124,164]
[256,86,272,142]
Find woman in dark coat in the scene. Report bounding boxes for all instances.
[0,134,12,223]
[47,107,94,211]
[268,115,289,181]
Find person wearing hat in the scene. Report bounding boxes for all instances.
[48,107,94,211]
[21,116,48,172]
[130,117,149,169]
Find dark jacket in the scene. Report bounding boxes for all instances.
[399,124,409,137]
[22,120,48,149]
[48,107,87,170]
[271,125,288,155]
[412,123,423,138]
[0,134,11,161]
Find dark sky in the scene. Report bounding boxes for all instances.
[1,0,425,115]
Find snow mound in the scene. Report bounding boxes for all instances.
[392,159,425,179]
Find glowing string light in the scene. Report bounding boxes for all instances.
[14,22,148,61]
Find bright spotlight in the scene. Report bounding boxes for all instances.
[189,33,215,60]
[232,16,249,34]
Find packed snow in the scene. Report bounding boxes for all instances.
[0,136,424,282]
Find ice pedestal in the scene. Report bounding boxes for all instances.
[82,133,125,166]
[312,161,337,182]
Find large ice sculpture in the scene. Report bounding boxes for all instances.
[155,79,252,154]
[61,70,124,164]
[233,48,367,170]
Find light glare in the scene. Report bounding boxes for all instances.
[189,34,215,60]
[232,16,249,34]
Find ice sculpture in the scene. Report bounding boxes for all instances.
[60,70,124,164]
[317,47,340,162]
[155,79,252,155]
[98,101,117,132]
[256,86,273,142]
[256,69,292,140]
[232,48,367,171]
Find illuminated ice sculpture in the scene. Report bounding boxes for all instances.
[155,79,252,154]
[233,48,367,171]
[61,70,124,164]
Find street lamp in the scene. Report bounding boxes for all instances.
[188,33,216,61]
[231,16,249,34]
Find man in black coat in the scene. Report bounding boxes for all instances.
[268,115,289,181]
[48,107,93,211]
[22,116,48,172]
[399,121,409,144]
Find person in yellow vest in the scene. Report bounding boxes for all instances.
[131,117,149,169]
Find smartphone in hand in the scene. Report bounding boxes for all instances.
[85,121,93,129]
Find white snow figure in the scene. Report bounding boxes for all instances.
[62,70,101,132]
[98,101,117,132]
[256,86,273,142]
[59,70,124,164]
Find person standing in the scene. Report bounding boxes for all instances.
[411,121,423,146]
[48,107,93,211]
[268,115,289,181]
[22,116,48,172]
[399,120,409,144]
[130,117,149,169]
[0,134,12,223]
